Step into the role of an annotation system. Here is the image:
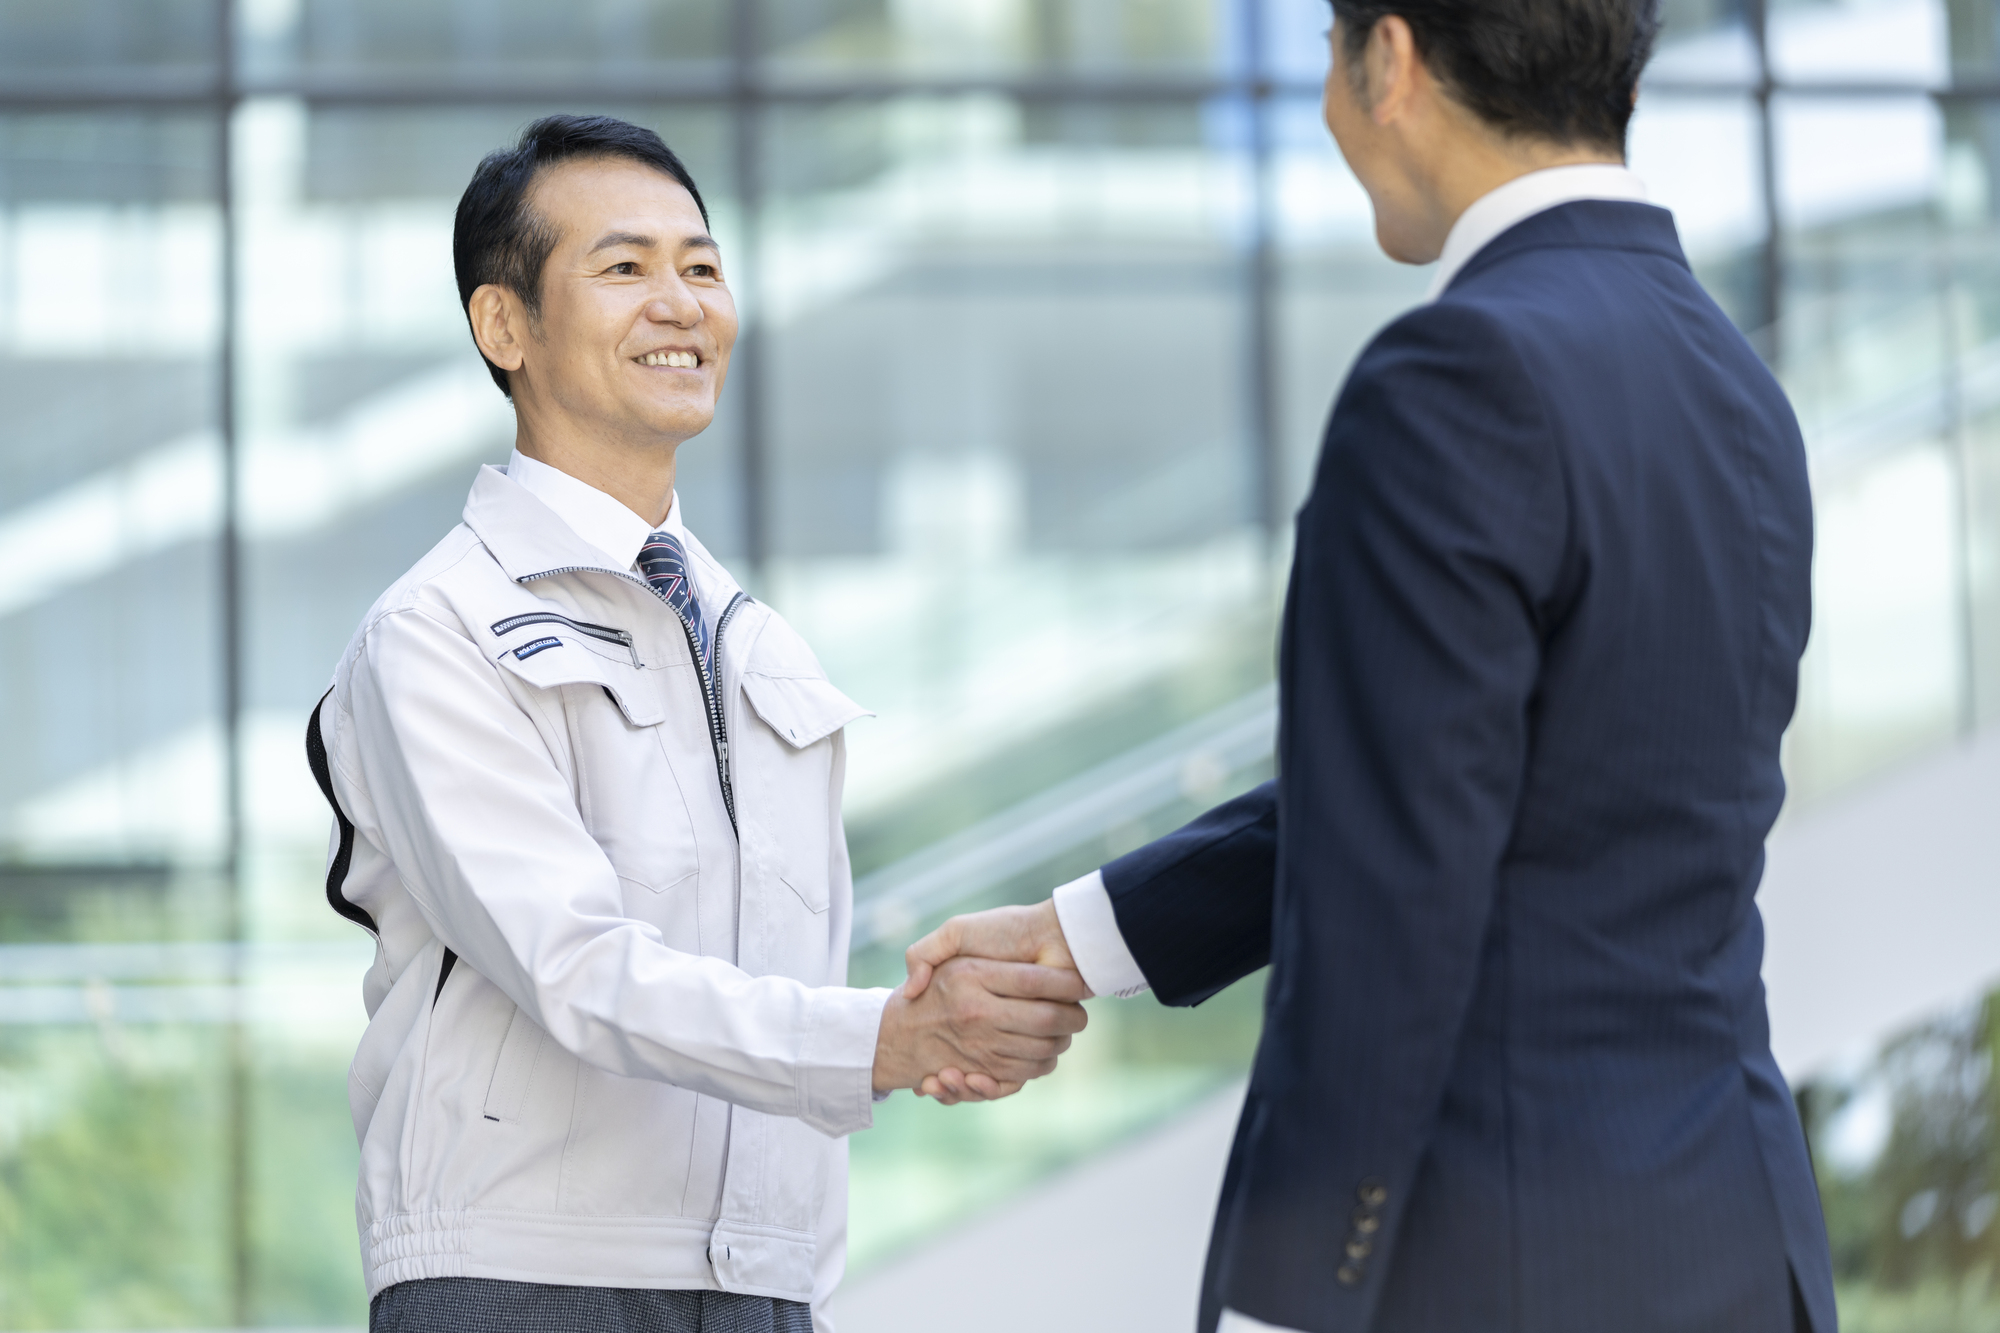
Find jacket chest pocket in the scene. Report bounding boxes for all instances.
[495,630,702,900]
[739,671,869,913]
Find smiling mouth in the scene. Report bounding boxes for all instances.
[638,351,700,368]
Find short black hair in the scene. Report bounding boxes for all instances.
[453,114,711,397]
[1330,0,1659,153]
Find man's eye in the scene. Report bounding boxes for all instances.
[609,262,639,275]
[687,264,716,278]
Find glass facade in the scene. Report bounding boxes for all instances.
[1,0,1997,1327]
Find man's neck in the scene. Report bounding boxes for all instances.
[1405,117,1623,262]
[1435,147,1623,234]
[514,426,678,529]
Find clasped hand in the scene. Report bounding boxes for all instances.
[873,901,1088,1105]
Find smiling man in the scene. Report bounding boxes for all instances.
[306,115,1088,1333]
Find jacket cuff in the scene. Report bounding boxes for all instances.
[1052,870,1151,998]
[797,985,894,1137]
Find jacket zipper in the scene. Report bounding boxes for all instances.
[515,565,751,834]
[684,591,750,831]
[489,611,640,668]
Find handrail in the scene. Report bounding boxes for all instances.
[850,685,1277,951]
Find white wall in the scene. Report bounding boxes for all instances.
[1762,724,2000,1078]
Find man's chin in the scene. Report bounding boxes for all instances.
[624,395,717,444]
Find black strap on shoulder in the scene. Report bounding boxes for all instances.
[306,688,378,936]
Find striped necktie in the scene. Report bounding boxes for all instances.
[637,530,712,675]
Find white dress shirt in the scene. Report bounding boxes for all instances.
[506,448,721,611]
[1053,164,1653,1333]
[1424,162,1648,299]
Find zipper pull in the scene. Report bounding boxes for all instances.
[718,739,730,782]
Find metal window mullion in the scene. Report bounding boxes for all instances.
[731,4,767,580]
[1243,0,1282,545]
[1749,0,1784,362]
[215,0,251,1323]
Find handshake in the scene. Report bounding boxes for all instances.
[869,900,1090,1105]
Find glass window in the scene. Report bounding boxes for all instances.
[1771,0,1950,86]
[756,0,1225,79]
[757,93,1267,820]
[1650,0,1760,81]
[1629,93,1769,330]
[751,92,1279,1266]
[0,110,233,1326]
[1770,92,2000,800]
[1272,96,1430,514]
[0,0,217,81]
[244,0,730,83]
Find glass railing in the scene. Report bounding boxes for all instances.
[1779,248,2000,809]
[840,679,1277,1270]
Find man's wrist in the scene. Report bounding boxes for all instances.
[870,987,912,1096]
[798,985,895,1135]
[1051,870,1151,998]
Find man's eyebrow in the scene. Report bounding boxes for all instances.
[586,231,656,255]
[585,231,721,256]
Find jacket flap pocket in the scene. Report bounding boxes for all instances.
[494,637,665,726]
[741,673,870,749]
[483,1004,548,1124]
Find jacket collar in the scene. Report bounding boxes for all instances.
[462,463,632,584]
[463,462,745,607]
[1445,200,1688,297]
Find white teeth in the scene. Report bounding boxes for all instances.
[641,351,698,368]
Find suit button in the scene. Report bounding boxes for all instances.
[1352,1208,1380,1234]
[1346,1238,1372,1261]
[1357,1179,1389,1209]
[1337,1264,1363,1287]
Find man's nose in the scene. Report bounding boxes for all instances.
[646,282,702,326]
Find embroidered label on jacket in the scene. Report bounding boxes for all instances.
[513,637,564,660]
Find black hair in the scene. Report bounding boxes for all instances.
[452,114,711,397]
[1329,0,1659,153]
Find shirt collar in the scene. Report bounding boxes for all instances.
[505,448,683,572]
[1425,164,1650,301]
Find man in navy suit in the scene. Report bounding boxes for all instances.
[904,1,1835,1330]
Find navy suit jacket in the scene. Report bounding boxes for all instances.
[1102,202,1832,1333]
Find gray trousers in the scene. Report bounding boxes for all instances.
[369,1278,814,1333]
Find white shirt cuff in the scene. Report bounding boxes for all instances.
[1217,1311,1307,1333]
[1051,870,1151,999]
[1216,1304,1312,1320]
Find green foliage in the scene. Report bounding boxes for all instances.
[0,1033,366,1330]
[1814,992,2000,1330]
[0,1036,229,1329]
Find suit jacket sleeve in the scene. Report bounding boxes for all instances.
[1101,780,1278,1006]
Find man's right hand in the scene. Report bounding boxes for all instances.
[901,901,1079,1000]
[871,955,1088,1100]
[897,901,1087,1104]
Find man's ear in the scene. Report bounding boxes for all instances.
[1368,14,1423,127]
[468,283,528,374]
